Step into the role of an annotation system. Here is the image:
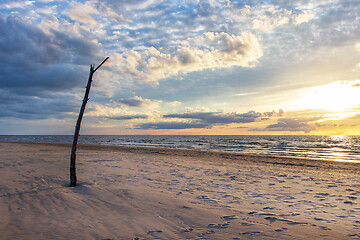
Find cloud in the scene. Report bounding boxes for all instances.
[0,91,79,120]
[100,0,156,10]
[263,109,284,117]
[234,92,260,97]
[166,101,182,106]
[67,1,99,27]
[0,16,101,94]
[293,12,314,25]
[113,31,263,82]
[164,111,263,124]
[107,114,148,120]
[114,96,162,108]
[0,14,109,121]
[116,97,144,107]
[0,1,34,9]
[135,109,285,130]
[264,118,316,133]
[252,7,292,32]
[164,110,284,124]
[225,4,315,33]
[1,16,99,66]
[136,122,209,129]
[133,110,266,130]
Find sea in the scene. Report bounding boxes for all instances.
[1,135,360,163]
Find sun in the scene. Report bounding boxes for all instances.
[295,80,360,112]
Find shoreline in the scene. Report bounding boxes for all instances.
[1,135,359,164]
[2,141,360,172]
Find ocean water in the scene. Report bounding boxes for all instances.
[1,135,360,163]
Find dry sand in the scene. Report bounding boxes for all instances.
[1,142,360,239]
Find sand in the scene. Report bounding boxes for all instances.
[1,142,360,239]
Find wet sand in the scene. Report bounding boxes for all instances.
[1,142,360,239]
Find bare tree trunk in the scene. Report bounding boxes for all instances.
[70,57,109,187]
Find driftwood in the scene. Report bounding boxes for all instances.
[70,57,109,187]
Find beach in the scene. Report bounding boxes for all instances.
[1,142,360,239]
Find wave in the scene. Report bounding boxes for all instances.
[1,135,360,162]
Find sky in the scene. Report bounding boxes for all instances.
[0,0,360,135]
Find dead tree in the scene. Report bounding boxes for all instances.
[70,57,109,187]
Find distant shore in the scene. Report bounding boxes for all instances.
[1,142,360,239]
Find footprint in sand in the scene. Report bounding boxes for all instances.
[207,223,229,229]
[241,222,254,226]
[264,216,278,223]
[240,231,261,236]
[196,195,218,203]
[348,233,360,238]
[318,226,331,230]
[316,193,330,197]
[314,217,329,222]
[181,205,191,209]
[347,196,357,200]
[198,230,215,236]
[221,215,238,221]
[263,206,275,210]
[230,176,237,180]
[197,195,210,200]
[147,230,163,234]
[182,228,193,232]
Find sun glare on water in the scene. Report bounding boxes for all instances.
[296,80,360,112]
[327,135,359,162]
